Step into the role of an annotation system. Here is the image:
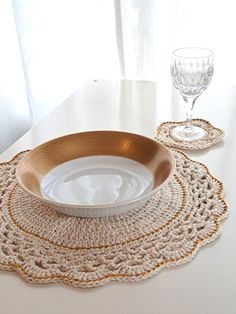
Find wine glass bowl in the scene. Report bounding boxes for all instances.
[170,47,214,142]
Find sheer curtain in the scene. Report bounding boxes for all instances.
[2,0,236,152]
[117,0,236,85]
[13,0,119,123]
[0,0,31,153]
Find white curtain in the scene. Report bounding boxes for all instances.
[0,0,31,153]
[117,0,236,85]
[1,0,236,152]
[12,0,119,123]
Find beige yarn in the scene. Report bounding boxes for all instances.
[0,150,227,288]
[155,119,224,150]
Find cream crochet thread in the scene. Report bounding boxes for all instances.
[0,150,227,288]
[156,119,224,150]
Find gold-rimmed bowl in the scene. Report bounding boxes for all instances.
[16,131,176,217]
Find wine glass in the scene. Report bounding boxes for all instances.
[170,47,214,142]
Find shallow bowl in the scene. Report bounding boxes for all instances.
[16,131,176,217]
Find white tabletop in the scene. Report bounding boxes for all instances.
[1,79,236,314]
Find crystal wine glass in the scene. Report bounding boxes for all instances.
[170,47,214,142]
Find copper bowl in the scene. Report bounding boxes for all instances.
[16,131,176,217]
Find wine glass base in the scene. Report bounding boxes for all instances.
[170,125,207,142]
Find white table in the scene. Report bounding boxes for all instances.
[1,79,236,314]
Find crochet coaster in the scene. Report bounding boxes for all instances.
[0,150,227,288]
[155,119,224,150]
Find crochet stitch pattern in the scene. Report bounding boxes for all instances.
[156,119,224,150]
[0,150,227,288]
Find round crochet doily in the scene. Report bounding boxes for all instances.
[155,119,224,150]
[0,150,227,288]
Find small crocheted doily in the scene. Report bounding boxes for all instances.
[0,150,227,288]
[155,119,224,150]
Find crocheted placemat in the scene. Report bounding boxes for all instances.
[0,150,227,288]
[155,119,224,150]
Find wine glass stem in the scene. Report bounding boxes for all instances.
[182,94,198,131]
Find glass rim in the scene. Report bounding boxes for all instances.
[172,47,214,59]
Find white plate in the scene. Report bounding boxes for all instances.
[41,156,154,207]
